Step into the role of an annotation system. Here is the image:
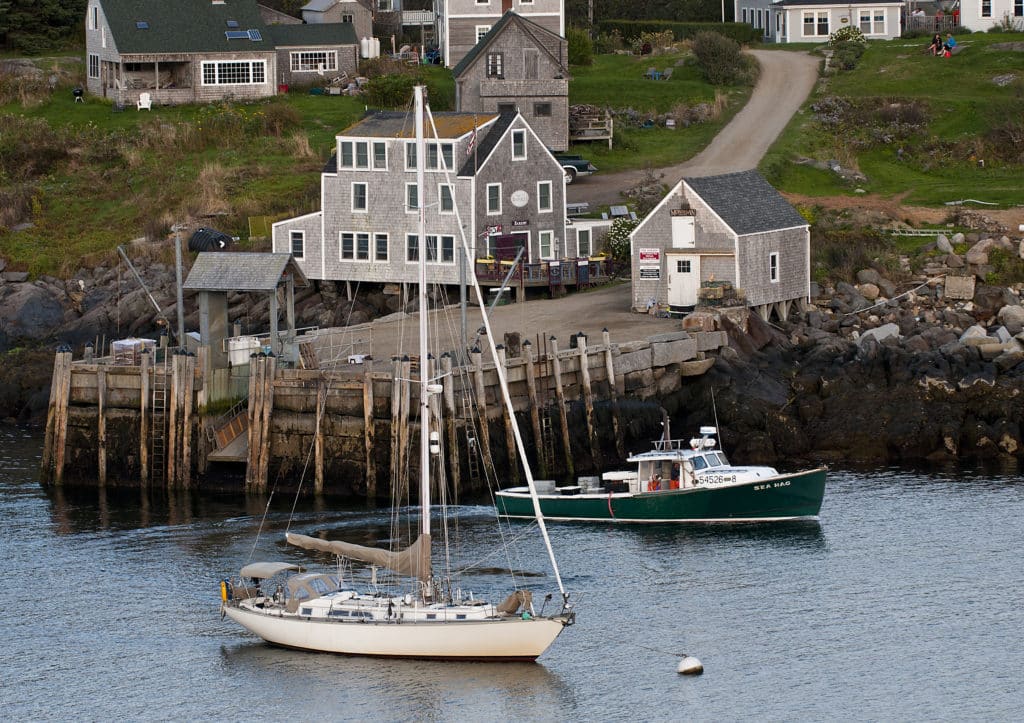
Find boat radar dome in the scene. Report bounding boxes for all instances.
[677,655,704,675]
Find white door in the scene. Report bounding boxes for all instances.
[667,254,700,307]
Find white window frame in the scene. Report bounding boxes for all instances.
[677,259,691,273]
[354,232,370,261]
[200,60,266,86]
[90,5,99,30]
[577,228,592,257]
[539,230,555,260]
[486,183,502,215]
[425,142,454,171]
[1015,0,1023,17]
[537,181,552,213]
[406,183,418,213]
[342,13,354,22]
[374,232,389,261]
[439,235,455,264]
[769,252,779,283]
[289,50,338,73]
[859,8,885,35]
[290,230,304,259]
[476,25,491,43]
[88,54,100,79]
[340,232,354,260]
[406,233,419,263]
[511,129,526,160]
[372,141,387,170]
[486,52,503,78]
[439,184,454,214]
[981,0,992,17]
[405,141,417,170]
[352,182,368,213]
[802,10,830,37]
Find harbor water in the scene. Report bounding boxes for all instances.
[2,426,1022,720]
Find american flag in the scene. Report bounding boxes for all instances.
[465,120,477,157]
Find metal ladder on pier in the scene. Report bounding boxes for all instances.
[540,411,556,474]
[461,394,481,483]
[150,353,168,484]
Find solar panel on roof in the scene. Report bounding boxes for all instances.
[247,29,262,41]
[226,19,239,28]
[136,21,149,29]
[225,30,249,39]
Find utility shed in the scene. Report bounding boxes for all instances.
[183,252,308,368]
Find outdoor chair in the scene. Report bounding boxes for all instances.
[137,92,152,110]
[661,67,673,81]
[644,67,658,80]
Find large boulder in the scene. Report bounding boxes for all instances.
[997,305,1024,335]
[0,283,64,346]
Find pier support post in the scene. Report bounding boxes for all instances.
[548,337,573,478]
[140,350,150,485]
[181,354,195,488]
[255,355,276,491]
[523,340,546,477]
[363,372,376,498]
[602,329,625,459]
[577,334,601,469]
[41,349,73,486]
[398,356,412,488]
[97,368,107,485]
[496,346,518,484]
[471,347,491,473]
[315,378,326,494]
[389,356,402,497]
[441,354,461,495]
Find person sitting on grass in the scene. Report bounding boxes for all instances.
[942,33,957,57]
[927,33,942,56]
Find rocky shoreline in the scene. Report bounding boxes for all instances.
[3,231,1024,469]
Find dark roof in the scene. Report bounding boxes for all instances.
[268,22,358,46]
[100,0,275,54]
[323,152,338,174]
[339,110,494,138]
[451,11,567,78]
[683,170,807,236]
[458,112,516,176]
[184,252,308,292]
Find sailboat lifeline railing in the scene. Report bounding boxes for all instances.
[425,96,568,603]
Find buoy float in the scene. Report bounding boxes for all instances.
[677,656,703,675]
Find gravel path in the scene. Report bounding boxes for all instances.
[566,49,820,208]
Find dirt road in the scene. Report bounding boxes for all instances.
[566,50,820,207]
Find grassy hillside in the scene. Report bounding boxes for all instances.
[761,33,1024,207]
[0,51,744,276]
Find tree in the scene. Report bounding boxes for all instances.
[1,0,85,53]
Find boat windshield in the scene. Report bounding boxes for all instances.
[691,455,708,470]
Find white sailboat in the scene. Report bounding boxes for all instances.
[221,86,574,660]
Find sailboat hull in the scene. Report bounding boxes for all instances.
[224,606,568,661]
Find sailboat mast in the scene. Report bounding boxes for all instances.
[415,85,430,539]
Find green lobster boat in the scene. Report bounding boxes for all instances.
[496,427,826,523]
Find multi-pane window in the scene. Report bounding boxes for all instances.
[341,232,354,260]
[425,235,439,262]
[859,9,885,34]
[341,232,370,260]
[422,235,455,263]
[90,6,98,29]
[802,11,829,36]
[374,233,388,261]
[537,181,552,212]
[677,260,691,273]
[290,51,337,72]
[533,102,551,117]
[201,60,265,85]
[426,143,454,170]
[769,252,779,282]
[406,183,418,212]
[290,230,304,258]
[476,26,491,42]
[405,142,417,170]
[340,141,369,169]
[372,142,387,169]
[356,232,370,260]
[439,184,454,214]
[577,228,592,257]
[982,0,992,16]
[352,182,367,212]
[486,184,501,214]
[486,52,503,78]
[539,230,554,259]
[378,0,393,9]
[88,54,100,79]
[511,129,526,160]
[440,235,454,263]
[406,234,419,262]
[1015,0,1023,16]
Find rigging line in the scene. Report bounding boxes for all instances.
[711,384,720,440]
[453,519,540,574]
[244,489,276,565]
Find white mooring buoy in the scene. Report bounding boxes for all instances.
[677,656,704,675]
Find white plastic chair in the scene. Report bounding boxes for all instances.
[137,92,152,110]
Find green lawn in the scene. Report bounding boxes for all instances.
[761,33,1024,207]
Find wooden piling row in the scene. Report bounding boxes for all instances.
[97,368,107,485]
[471,348,491,469]
[576,334,601,469]
[139,351,150,485]
[315,379,326,494]
[181,354,195,488]
[245,355,276,493]
[496,346,518,484]
[41,351,73,486]
[440,354,460,493]
[362,372,376,498]
[397,357,411,486]
[389,357,402,487]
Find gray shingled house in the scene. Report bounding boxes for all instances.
[271,108,572,294]
[301,0,372,46]
[629,170,811,321]
[452,12,570,152]
[84,0,358,106]
[435,0,563,69]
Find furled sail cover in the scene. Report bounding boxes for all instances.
[286,532,432,583]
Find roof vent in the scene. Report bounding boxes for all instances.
[136,21,149,29]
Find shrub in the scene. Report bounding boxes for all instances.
[594,28,626,54]
[828,26,867,46]
[831,41,867,71]
[604,217,639,263]
[692,31,754,86]
[568,27,594,66]
[258,101,302,137]
[361,73,417,109]
[597,20,760,45]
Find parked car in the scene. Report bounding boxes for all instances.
[554,154,598,184]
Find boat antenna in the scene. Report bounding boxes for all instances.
[710,384,720,438]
